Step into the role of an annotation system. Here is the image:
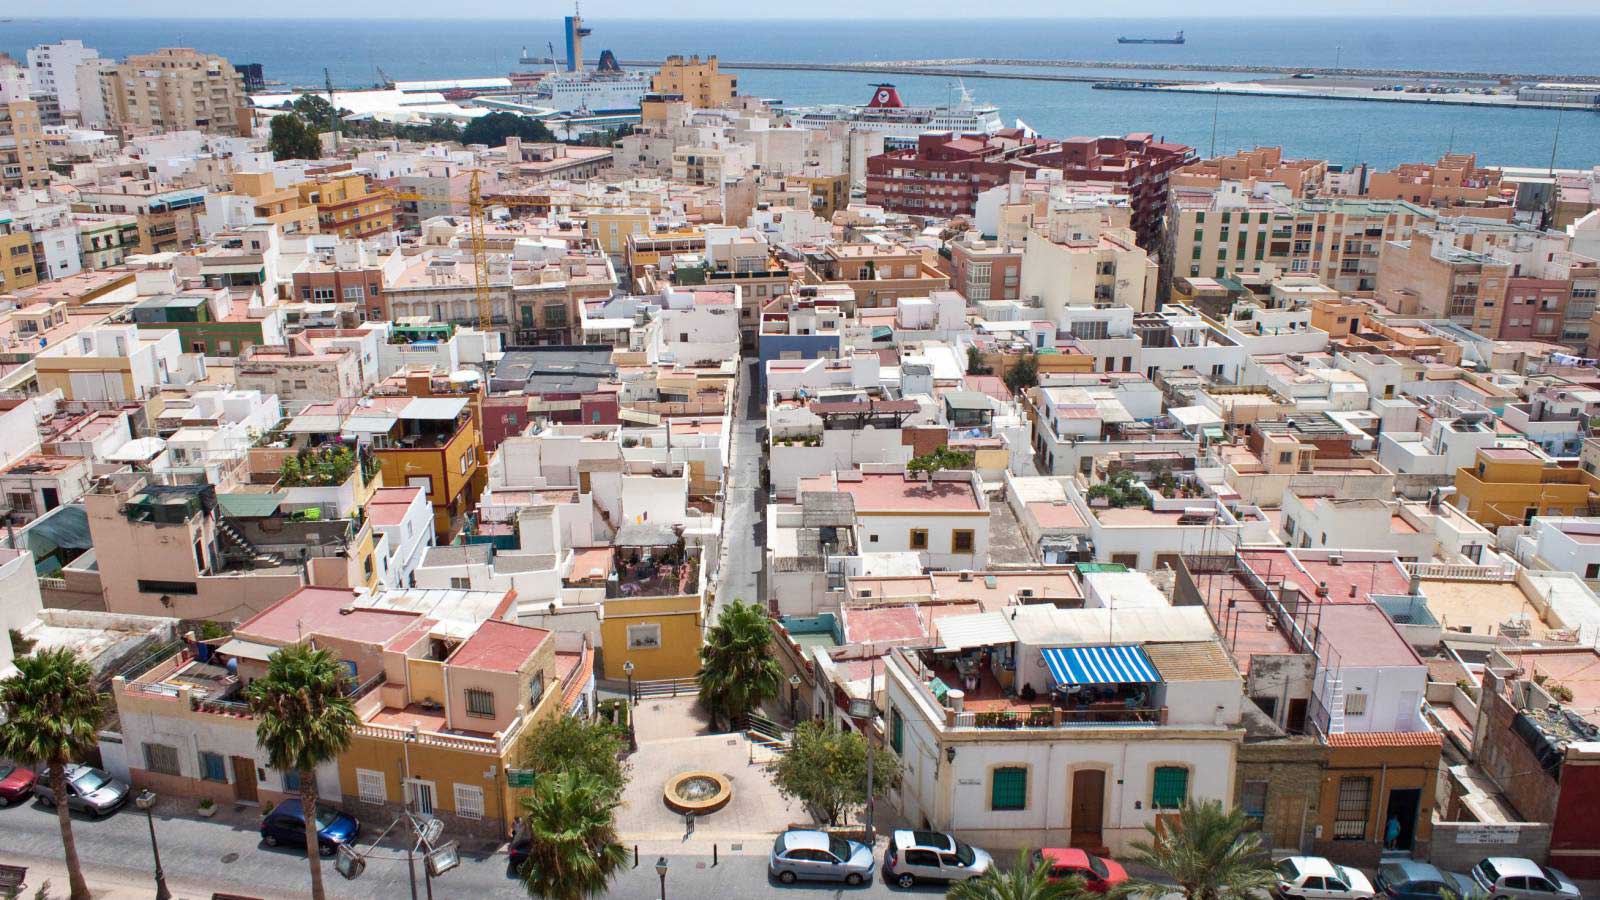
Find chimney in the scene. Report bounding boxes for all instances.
[1316,581,1329,599]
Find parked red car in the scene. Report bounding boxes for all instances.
[1034,848,1129,892]
[0,762,37,806]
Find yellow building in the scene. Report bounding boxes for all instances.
[297,173,395,239]
[1454,445,1600,527]
[100,48,252,136]
[586,209,652,256]
[371,394,483,541]
[600,592,706,682]
[111,586,593,838]
[223,172,321,235]
[0,97,49,191]
[650,55,737,108]
[591,538,709,682]
[0,225,39,293]
[624,225,705,283]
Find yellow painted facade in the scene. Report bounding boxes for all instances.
[298,174,395,239]
[586,211,651,256]
[0,228,40,292]
[34,355,135,401]
[599,592,706,681]
[1454,448,1600,528]
[650,55,738,108]
[375,415,482,541]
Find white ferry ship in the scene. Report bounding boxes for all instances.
[786,83,1006,146]
[537,65,652,115]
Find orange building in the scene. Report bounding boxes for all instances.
[297,173,395,239]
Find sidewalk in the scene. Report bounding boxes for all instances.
[0,853,252,900]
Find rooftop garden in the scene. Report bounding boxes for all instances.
[279,446,356,487]
[1085,470,1153,510]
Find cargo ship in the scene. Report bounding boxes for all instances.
[1118,31,1185,45]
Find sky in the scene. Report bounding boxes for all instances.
[20,2,1600,17]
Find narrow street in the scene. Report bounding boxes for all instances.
[714,357,766,619]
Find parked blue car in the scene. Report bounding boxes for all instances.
[260,798,360,857]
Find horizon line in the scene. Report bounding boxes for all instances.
[13,12,1600,20]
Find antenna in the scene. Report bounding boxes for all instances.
[1209,88,1220,158]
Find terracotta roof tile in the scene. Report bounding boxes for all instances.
[1326,731,1442,748]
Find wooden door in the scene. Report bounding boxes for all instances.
[1070,769,1105,849]
[231,757,259,803]
[1270,793,1305,851]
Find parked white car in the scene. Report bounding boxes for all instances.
[1470,857,1580,900]
[883,829,992,888]
[1275,856,1375,900]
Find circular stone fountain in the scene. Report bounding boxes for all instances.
[663,770,732,815]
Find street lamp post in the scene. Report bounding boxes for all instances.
[624,660,635,705]
[788,673,802,724]
[135,790,172,900]
[655,855,669,900]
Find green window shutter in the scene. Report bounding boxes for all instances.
[891,708,903,754]
[1152,766,1189,809]
[991,767,1027,811]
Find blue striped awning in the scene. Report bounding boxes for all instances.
[1042,645,1162,686]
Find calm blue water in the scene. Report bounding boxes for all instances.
[5,17,1600,169]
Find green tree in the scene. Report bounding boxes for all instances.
[766,720,900,825]
[0,649,104,900]
[948,849,1094,900]
[268,113,321,161]
[906,445,975,478]
[697,599,782,730]
[517,714,629,798]
[461,111,556,147]
[291,94,344,131]
[1085,470,1152,510]
[1124,799,1278,900]
[246,644,360,900]
[514,770,629,900]
[967,345,993,375]
[1004,352,1040,395]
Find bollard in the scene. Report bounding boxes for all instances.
[713,844,718,867]
[635,845,639,867]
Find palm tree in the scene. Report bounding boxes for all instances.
[947,849,1093,900]
[697,599,782,730]
[246,644,359,900]
[1124,799,1278,900]
[515,770,629,900]
[0,649,103,900]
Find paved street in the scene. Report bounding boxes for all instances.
[714,357,765,619]
[0,798,942,899]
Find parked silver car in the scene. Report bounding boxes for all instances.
[768,830,874,885]
[33,764,129,817]
[883,829,992,888]
[1469,858,1580,900]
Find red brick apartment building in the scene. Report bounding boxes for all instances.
[866,131,1192,250]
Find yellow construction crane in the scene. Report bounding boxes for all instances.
[387,169,493,331]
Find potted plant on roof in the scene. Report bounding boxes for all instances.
[198,797,217,818]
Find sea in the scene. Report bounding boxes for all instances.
[6,16,1600,170]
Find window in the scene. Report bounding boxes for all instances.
[356,768,386,804]
[342,285,364,300]
[464,688,495,718]
[528,671,546,708]
[991,767,1027,810]
[449,576,471,589]
[1151,766,1188,809]
[1586,563,1600,580]
[199,751,227,783]
[952,530,975,554]
[627,623,662,650]
[1343,692,1368,716]
[1334,776,1371,840]
[890,707,903,754]
[144,742,180,776]
[1240,781,1268,829]
[453,783,484,820]
[282,769,302,792]
[909,528,929,550]
[137,579,197,595]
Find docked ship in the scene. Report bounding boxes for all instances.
[1118,31,1185,44]
[520,9,651,115]
[785,83,1005,146]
